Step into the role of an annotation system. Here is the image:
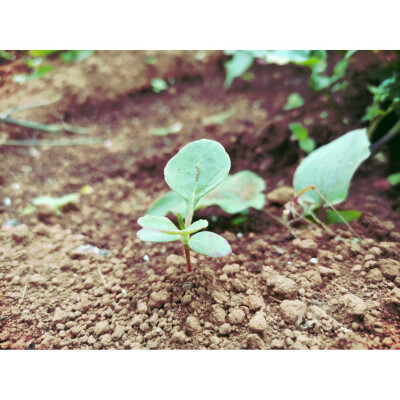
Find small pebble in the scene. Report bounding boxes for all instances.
[309,258,318,264]
[143,255,150,262]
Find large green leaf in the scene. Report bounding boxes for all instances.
[147,170,265,217]
[293,129,371,212]
[188,231,232,257]
[325,209,361,224]
[137,229,180,242]
[164,139,231,219]
[137,215,180,234]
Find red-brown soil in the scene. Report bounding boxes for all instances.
[1,50,399,349]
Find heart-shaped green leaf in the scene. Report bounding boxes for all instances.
[188,231,232,257]
[146,170,265,217]
[293,128,371,212]
[164,139,231,221]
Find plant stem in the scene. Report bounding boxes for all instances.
[183,243,192,273]
[370,118,400,155]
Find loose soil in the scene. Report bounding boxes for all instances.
[1,51,399,350]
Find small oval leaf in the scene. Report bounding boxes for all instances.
[137,228,180,242]
[137,215,180,234]
[184,219,208,234]
[188,231,232,257]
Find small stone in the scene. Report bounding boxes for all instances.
[210,305,226,325]
[339,294,367,317]
[280,300,308,324]
[172,331,187,344]
[112,325,125,340]
[318,266,340,277]
[267,275,298,299]
[366,269,383,283]
[219,323,232,336]
[292,238,317,251]
[83,276,95,289]
[100,334,112,346]
[248,314,268,333]
[94,320,110,336]
[2,219,21,228]
[148,290,170,309]
[232,278,245,292]
[137,301,148,313]
[222,264,240,275]
[379,259,400,281]
[186,316,202,333]
[302,270,322,288]
[228,309,245,325]
[271,339,284,349]
[213,291,229,304]
[266,186,293,205]
[11,224,29,243]
[246,334,264,349]
[52,307,69,324]
[166,254,185,266]
[246,295,264,311]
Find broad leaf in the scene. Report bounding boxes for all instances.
[147,170,265,217]
[188,232,232,257]
[223,51,254,89]
[293,129,371,212]
[325,209,362,224]
[137,215,180,234]
[164,139,230,217]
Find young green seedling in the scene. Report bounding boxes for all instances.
[137,139,232,272]
[282,128,371,237]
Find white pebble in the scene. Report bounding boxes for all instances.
[143,255,150,262]
[309,258,318,264]
[237,233,243,238]
[11,183,20,190]
[2,197,11,206]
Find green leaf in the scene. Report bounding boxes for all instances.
[146,191,186,217]
[201,109,235,126]
[137,229,180,242]
[151,122,182,136]
[32,193,80,209]
[60,50,94,63]
[223,51,254,89]
[151,78,168,93]
[164,139,231,219]
[289,123,308,141]
[293,129,371,213]
[200,170,266,213]
[146,170,266,217]
[283,93,304,110]
[29,50,58,57]
[188,231,232,257]
[185,219,208,234]
[325,209,362,224]
[388,172,400,186]
[137,215,180,234]
[299,137,316,154]
[12,65,54,84]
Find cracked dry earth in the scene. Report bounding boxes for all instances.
[1,217,400,350]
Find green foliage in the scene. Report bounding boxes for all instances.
[22,193,80,216]
[201,109,235,126]
[146,170,266,217]
[13,50,95,84]
[223,50,355,92]
[289,123,315,154]
[388,172,400,186]
[283,93,304,110]
[151,122,182,136]
[137,139,232,270]
[293,129,371,213]
[325,209,362,224]
[151,78,168,93]
[0,50,14,61]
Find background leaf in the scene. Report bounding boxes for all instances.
[325,209,362,224]
[293,129,371,212]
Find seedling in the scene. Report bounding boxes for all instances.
[137,139,232,272]
[289,122,315,154]
[21,193,80,216]
[146,170,266,217]
[281,128,371,237]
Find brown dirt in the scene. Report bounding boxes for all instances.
[1,50,399,350]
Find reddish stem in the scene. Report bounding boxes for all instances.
[183,244,192,273]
